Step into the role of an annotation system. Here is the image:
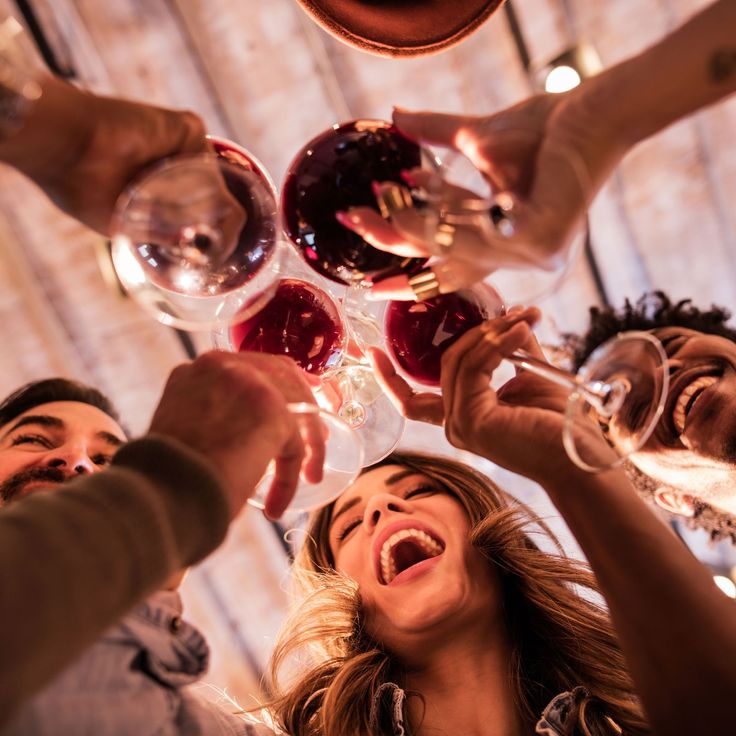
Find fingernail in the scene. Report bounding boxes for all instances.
[371,180,383,199]
[506,304,527,315]
[336,210,361,226]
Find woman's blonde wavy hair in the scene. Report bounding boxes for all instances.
[264,451,650,735]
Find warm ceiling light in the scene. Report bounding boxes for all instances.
[544,65,582,93]
[714,575,736,599]
[536,42,603,94]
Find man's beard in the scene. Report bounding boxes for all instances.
[0,467,68,504]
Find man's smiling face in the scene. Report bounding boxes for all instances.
[630,327,736,517]
[0,401,126,505]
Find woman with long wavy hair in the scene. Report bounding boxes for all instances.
[260,308,736,736]
[268,451,647,735]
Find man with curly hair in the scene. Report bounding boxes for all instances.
[568,291,736,543]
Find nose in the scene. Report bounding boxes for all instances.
[364,493,411,533]
[44,448,96,476]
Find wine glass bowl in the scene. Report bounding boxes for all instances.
[383,284,506,387]
[110,136,281,330]
[281,119,430,286]
[563,331,669,473]
[250,403,364,514]
[213,276,347,378]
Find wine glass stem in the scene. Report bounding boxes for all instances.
[507,350,619,417]
[336,371,367,429]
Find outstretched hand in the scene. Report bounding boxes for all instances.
[370,308,613,482]
[340,89,622,300]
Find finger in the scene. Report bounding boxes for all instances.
[369,256,489,302]
[368,348,444,425]
[165,109,209,156]
[301,411,326,485]
[393,108,475,149]
[336,207,431,258]
[402,167,486,207]
[440,310,539,417]
[264,428,305,520]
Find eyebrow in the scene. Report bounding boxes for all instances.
[329,469,425,528]
[2,415,124,447]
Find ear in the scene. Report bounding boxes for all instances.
[654,488,696,517]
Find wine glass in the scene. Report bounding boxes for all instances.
[250,402,364,513]
[110,136,282,330]
[212,252,406,467]
[372,284,669,473]
[364,124,592,307]
[281,119,432,287]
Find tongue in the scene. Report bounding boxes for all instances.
[393,539,430,575]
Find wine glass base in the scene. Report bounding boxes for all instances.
[563,331,669,473]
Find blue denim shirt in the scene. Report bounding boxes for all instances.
[2,591,270,736]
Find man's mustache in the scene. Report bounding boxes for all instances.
[0,466,69,504]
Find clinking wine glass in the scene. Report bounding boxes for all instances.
[281,119,432,287]
[368,123,592,307]
[213,261,405,466]
[376,284,669,473]
[211,260,401,504]
[211,271,364,512]
[110,136,282,330]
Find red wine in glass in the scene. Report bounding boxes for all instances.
[282,120,427,286]
[385,286,505,387]
[230,278,346,376]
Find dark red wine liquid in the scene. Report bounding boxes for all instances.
[385,289,503,387]
[282,120,426,285]
[230,278,345,376]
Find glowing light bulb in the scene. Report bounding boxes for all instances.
[714,575,736,599]
[545,65,582,94]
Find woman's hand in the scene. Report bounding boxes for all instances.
[340,86,625,300]
[370,308,613,482]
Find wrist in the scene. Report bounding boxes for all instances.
[0,74,94,184]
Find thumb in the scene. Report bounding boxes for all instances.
[393,108,473,149]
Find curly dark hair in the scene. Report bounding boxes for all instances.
[565,291,736,372]
[0,378,124,434]
[567,291,736,544]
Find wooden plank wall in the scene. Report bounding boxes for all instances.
[0,0,733,708]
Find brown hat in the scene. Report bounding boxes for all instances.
[295,0,505,57]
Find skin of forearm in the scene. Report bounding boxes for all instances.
[541,466,736,736]
[0,74,92,184]
[582,0,736,150]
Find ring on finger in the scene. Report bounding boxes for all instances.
[376,183,413,219]
[408,267,441,301]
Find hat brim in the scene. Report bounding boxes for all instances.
[295,0,505,58]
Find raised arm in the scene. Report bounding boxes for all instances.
[0,351,322,723]
[342,0,736,299]
[370,310,736,735]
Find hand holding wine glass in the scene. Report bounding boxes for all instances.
[370,309,618,482]
[148,350,326,520]
[340,95,619,300]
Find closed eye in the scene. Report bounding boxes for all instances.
[11,434,53,449]
[404,485,440,499]
[337,516,362,541]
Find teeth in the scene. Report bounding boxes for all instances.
[672,375,718,435]
[379,528,443,585]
